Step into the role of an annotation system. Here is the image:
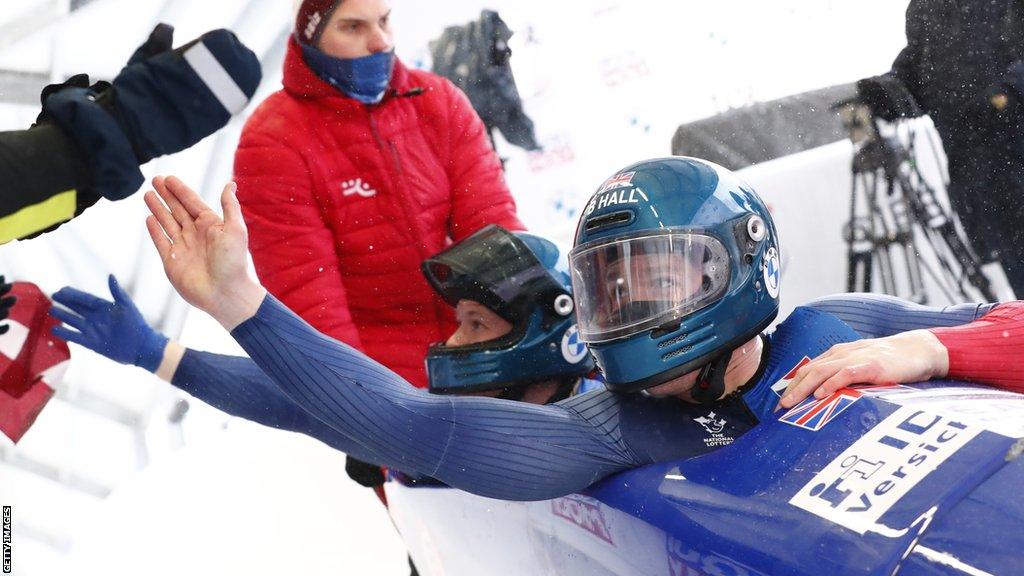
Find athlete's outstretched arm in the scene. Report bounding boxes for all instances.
[173,348,320,432]
[781,294,1022,407]
[172,348,471,468]
[48,283,490,468]
[805,292,996,338]
[231,293,636,499]
[930,302,1024,392]
[142,175,638,501]
[49,275,325,435]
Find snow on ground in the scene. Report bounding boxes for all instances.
[70,421,409,576]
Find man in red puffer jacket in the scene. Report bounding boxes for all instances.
[234,0,524,391]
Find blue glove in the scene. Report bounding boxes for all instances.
[50,275,168,372]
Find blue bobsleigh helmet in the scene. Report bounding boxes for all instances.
[569,157,780,402]
[423,225,595,396]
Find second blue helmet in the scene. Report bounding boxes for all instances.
[423,225,595,395]
[569,157,780,394]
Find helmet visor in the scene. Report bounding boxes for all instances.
[569,233,730,343]
[422,225,564,322]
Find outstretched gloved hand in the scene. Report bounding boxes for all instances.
[0,276,15,336]
[50,275,168,372]
[856,73,923,122]
[41,24,261,201]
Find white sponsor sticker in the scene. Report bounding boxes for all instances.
[693,411,734,448]
[873,386,1024,439]
[789,406,980,535]
[762,247,781,299]
[560,325,588,364]
[591,187,647,212]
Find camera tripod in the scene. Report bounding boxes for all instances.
[837,102,996,303]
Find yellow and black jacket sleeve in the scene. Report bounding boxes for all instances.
[0,123,101,244]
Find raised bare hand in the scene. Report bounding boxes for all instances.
[144,176,265,329]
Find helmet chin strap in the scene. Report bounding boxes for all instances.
[690,352,733,405]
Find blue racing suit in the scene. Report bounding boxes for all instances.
[171,293,994,501]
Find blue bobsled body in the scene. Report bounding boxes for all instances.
[385,383,1024,575]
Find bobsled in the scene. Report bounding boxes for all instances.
[385,383,1024,575]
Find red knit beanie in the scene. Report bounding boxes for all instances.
[294,0,343,45]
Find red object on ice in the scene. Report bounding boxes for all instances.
[0,282,69,443]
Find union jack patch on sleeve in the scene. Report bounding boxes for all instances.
[779,388,863,431]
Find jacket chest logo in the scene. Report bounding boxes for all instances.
[694,410,734,448]
[341,178,378,199]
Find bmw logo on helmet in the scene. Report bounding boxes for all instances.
[561,325,588,364]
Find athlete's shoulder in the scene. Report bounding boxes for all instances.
[801,292,996,337]
[771,304,853,337]
[555,388,705,436]
[802,292,906,313]
[556,387,625,415]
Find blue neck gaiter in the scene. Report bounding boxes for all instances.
[300,42,395,104]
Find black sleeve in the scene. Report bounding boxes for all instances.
[853,1,927,122]
[998,2,1024,102]
[891,1,925,92]
[0,122,100,242]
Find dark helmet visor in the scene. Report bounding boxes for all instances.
[422,225,566,323]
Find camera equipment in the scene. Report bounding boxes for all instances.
[832,97,996,303]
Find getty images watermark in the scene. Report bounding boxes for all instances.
[2,506,10,573]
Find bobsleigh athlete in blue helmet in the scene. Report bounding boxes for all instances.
[55,168,1016,502]
[569,156,782,405]
[423,225,597,404]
